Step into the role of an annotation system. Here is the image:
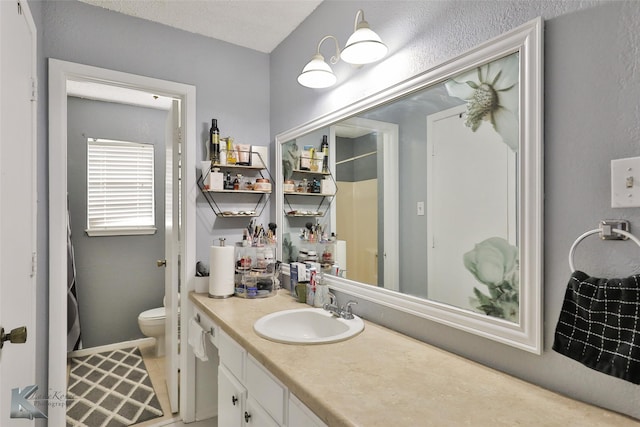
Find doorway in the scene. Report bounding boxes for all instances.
[331,117,399,290]
[48,59,197,425]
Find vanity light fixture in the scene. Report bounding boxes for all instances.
[297,9,387,88]
[297,35,341,89]
[340,9,388,65]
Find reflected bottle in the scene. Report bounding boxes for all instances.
[321,135,329,173]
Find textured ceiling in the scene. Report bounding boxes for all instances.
[78,0,323,53]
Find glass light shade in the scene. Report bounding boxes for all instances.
[341,25,388,65]
[297,54,337,88]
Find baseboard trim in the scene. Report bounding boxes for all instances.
[67,337,155,358]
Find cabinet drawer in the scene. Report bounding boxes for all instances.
[193,307,218,346]
[246,355,286,425]
[219,329,246,381]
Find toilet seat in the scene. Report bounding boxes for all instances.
[139,307,166,321]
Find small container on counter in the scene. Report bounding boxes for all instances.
[233,244,280,299]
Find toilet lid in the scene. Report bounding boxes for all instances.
[139,307,166,320]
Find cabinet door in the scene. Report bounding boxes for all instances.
[246,355,286,425]
[288,394,327,427]
[218,365,246,427]
[244,396,280,427]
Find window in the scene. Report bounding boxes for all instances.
[86,138,156,236]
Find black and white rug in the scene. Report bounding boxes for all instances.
[67,346,164,426]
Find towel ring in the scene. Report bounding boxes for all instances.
[569,228,640,272]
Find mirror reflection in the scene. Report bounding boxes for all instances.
[280,51,521,322]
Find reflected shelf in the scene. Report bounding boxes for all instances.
[292,168,331,175]
[283,191,333,197]
[286,211,326,217]
[204,189,272,194]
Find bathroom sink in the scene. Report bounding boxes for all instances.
[253,308,364,344]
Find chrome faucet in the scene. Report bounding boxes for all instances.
[342,300,358,320]
[323,292,341,317]
[322,293,358,320]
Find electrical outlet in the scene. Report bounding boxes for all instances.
[417,201,425,216]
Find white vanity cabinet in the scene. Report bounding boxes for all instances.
[245,396,281,427]
[218,365,246,427]
[245,354,287,425]
[288,393,327,427]
[212,321,326,426]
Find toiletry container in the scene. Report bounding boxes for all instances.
[234,245,279,299]
[283,180,295,193]
[210,167,224,190]
[321,176,335,195]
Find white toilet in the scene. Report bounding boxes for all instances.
[138,306,167,357]
[138,295,179,358]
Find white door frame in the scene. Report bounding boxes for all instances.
[165,100,181,413]
[48,59,197,424]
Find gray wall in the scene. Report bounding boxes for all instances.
[335,134,378,182]
[30,0,270,398]
[271,0,640,420]
[39,0,271,264]
[67,97,167,348]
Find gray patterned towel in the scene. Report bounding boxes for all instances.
[553,270,640,384]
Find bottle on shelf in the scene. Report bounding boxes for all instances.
[224,171,233,190]
[226,137,236,165]
[233,174,242,190]
[321,134,329,173]
[210,118,220,165]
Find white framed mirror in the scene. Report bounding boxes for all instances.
[275,18,543,353]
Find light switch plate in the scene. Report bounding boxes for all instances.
[417,201,425,216]
[611,156,640,207]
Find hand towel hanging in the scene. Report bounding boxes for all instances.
[553,271,640,384]
[554,224,640,384]
[188,318,208,362]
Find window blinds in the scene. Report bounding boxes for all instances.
[86,138,156,236]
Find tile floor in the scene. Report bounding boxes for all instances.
[136,340,217,427]
[133,340,176,426]
[68,339,216,427]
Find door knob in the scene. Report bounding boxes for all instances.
[157,259,167,267]
[0,326,27,348]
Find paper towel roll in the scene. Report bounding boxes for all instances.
[209,245,235,298]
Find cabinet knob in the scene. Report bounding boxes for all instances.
[244,411,251,423]
[232,395,238,406]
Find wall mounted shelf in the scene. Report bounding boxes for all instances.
[197,151,273,218]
